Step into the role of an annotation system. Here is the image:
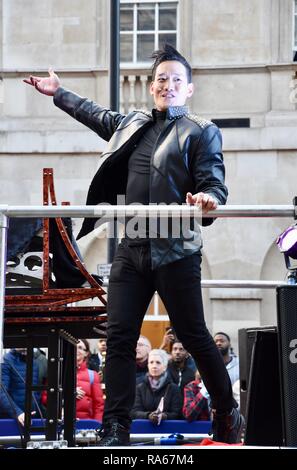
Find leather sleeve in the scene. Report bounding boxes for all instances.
[53,87,125,142]
[191,124,228,226]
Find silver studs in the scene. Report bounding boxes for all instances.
[186,113,212,129]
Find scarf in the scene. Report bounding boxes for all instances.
[148,371,168,391]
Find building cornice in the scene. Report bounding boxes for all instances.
[1,63,297,76]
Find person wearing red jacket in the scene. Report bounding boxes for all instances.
[76,339,104,422]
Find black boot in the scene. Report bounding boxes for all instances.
[97,421,130,446]
[211,408,245,443]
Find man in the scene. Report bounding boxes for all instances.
[183,370,211,422]
[135,335,152,385]
[24,44,243,445]
[0,349,40,426]
[88,338,107,373]
[214,332,240,385]
[167,341,196,392]
[197,332,240,415]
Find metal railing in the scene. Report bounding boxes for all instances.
[0,203,296,359]
[0,204,295,218]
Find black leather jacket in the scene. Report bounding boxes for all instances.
[54,87,228,269]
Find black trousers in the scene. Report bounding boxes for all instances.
[103,240,235,426]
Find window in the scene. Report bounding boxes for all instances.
[120,1,178,65]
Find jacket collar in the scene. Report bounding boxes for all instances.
[166,105,189,120]
[151,106,189,121]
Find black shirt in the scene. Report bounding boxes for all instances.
[126,110,166,204]
[124,110,166,244]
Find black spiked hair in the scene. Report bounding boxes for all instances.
[151,44,192,83]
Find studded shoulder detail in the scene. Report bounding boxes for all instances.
[133,109,153,118]
[186,114,212,129]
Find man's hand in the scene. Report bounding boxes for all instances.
[159,329,175,351]
[23,68,61,96]
[186,192,218,213]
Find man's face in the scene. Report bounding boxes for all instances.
[214,334,230,357]
[150,60,194,111]
[171,342,187,363]
[97,339,107,353]
[136,338,151,363]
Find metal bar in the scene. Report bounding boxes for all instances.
[201,280,287,289]
[107,0,120,264]
[43,170,50,292]
[103,279,287,289]
[0,432,209,446]
[24,335,34,446]
[46,329,60,441]
[0,212,8,376]
[63,340,76,447]
[110,0,120,112]
[0,204,295,218]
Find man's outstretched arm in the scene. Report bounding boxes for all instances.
[23,68,60,96]
[24,68,124,141]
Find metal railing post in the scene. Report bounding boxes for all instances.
[0,209,8,371]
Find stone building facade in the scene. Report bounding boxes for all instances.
[1,0,297,349]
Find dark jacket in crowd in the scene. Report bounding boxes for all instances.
[136,361,149,385]
[130,373,182,420]
[0,350,40,418]
[88,353,101,373]
[34,348,48,385]
[167,359,196,392]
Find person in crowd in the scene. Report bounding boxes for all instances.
[167,341,196,392]
[213,332,239,385]
[183,370,210,421]
[196,332,240,413]
[131,349,182,423]
[136,335,152,385]
[33,348,48,414]
[76,339,104,422]
[88,339,107,373]
[24,44,243,446]
[33,348,48,387]
[0,349,40,426]
[159,327,176,354]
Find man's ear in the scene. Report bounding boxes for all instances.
[187,82,194,98]
[149,81,155,96]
